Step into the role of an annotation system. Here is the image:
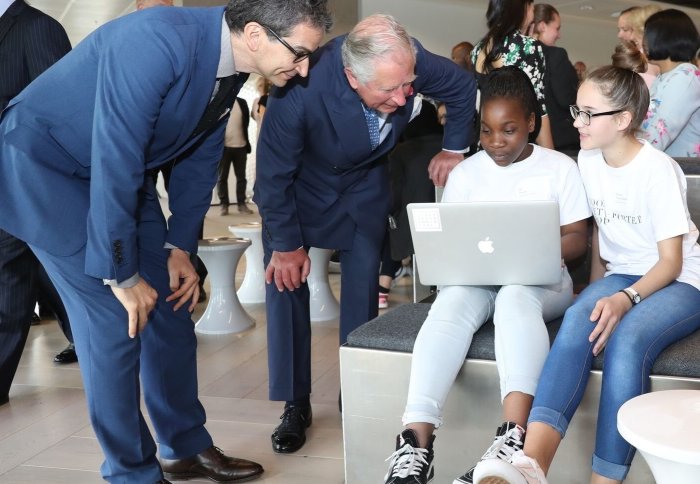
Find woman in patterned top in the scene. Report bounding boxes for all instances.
[471,0,554,149]
[641,9,700,158]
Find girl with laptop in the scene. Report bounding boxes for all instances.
[476,65,700,484]
[383,66,591,484]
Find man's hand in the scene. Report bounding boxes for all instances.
[265,248,311,292]
[110,280,158,338]
[588,292,632,356]
[428,150,464,187]
[165,248,200,312]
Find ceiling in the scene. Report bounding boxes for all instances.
[25,0,700,47]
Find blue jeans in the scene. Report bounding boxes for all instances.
[529,274,700,480]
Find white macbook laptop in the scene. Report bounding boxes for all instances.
[407,201,562,286]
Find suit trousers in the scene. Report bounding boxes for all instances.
[31,183,212,483]
[0,228,37,397]
[216,146,247,206]
[0,229,73,398]
[263,228,381,401]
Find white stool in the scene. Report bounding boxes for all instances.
[195,237,254,335]
[228,222,265,304]
[618,389,700,484]
[308,247,340,322]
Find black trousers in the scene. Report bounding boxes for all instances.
[0,229,72,397]
[216,146,247,206]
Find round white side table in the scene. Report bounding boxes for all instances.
[618,389,700,484]
[228,222,265,304]
[195,237,254,335]
[308,247,340,322]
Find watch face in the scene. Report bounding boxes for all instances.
[633,294,641,304]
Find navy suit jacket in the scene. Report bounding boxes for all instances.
[255,35,476,252]
[0,7,244,282]
[0,0,71,110]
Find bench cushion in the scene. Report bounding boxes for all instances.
[346,302,700,379]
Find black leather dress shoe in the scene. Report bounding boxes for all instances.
[271,404,312,453]
[54,344,78,364]
[160,446,263,482]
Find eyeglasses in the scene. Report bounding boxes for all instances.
[569,105,624,126]
[261,24,311,64]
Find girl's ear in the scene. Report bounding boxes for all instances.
[528,112,536,133]
[616,110,633,132]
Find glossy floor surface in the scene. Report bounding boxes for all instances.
[0,202,414,483]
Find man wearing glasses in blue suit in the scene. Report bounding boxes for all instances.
[0,1,332,482]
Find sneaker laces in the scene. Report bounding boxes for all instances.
[481,424,524,462]
[385,442,430,478]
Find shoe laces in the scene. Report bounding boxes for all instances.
[279,406,307,428]
[482,424,524,461]
[385,441,430,478]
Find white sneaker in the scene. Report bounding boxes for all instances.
[456,421,525,484]
[473,450,548,484]
[510,451,547,484]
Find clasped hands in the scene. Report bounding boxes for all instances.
[110,248,199,338]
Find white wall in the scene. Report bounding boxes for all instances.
[359,0,632,70]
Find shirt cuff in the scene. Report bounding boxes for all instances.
[164,242,190,255]
[442,147,470,155]
[103,273,141,289]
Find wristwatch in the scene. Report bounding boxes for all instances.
[620,287,642,305]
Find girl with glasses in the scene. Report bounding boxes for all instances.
[476,65,700,484]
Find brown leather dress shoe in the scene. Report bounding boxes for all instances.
[159,446,263,482]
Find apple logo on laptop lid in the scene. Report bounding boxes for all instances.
[478,237,495,254]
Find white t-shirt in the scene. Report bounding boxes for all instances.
[442,145,591,227]
[577,140,700,290]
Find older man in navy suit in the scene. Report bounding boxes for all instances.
[0,1,332,482]
[255,14,476,454]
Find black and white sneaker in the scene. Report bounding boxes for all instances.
[384,429,435,484]
[454,421,525,484]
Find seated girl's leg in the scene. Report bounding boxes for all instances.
[528,274,633,437]
[591,280,700,481]
[493,269,574,407]
[403,285,496,429]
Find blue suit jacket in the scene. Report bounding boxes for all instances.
[254,35,476,252]
[0,7,242,283]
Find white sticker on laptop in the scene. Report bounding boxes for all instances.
[412,208,442,232]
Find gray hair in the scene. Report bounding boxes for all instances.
[225,0,333,37]
[341,14,417,85]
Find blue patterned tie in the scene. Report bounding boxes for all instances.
[364,107,381,150]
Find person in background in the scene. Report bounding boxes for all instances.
[574,61,587,84]
[451,41,474,71]
[256,13,476,455]
[641,9,700,158]
[616,5,662,87]
[378,99,445,309]
[384,67,589,484]
[217,97,253,215]
[0,0,73,404]
[483,64,700,484]
[0,0,332,481]
[471,0,555,149]
[251,76,272,137]
[531,3,579,154]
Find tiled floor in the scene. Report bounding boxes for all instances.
[0,203,414,483]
